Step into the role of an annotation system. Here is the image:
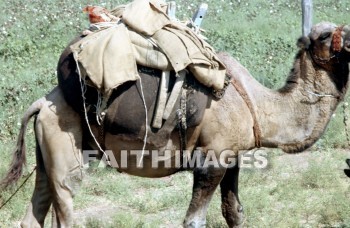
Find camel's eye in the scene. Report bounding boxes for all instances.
[319,32,331,41]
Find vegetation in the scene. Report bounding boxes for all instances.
[0,0,349,227]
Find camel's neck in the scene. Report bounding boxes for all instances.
[221,51,347,153]
[256,52,346,152]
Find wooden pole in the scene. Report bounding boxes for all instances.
[302,0,313,36]
[152,71,170,128]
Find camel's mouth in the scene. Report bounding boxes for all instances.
[344,40,350,52]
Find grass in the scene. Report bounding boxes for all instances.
[11,148,344,227]
[0,0,350,227]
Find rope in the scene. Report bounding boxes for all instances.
[138,76,149,167]
[89,21,120,31]
[0,167,36,211]
[306,90,336,98]
[176,87,188,154]
[343,102,350,148]
[73,48,148,167]
[75,58,111,166]
[96,91,103,125]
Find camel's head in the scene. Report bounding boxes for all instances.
[297,22,350,68]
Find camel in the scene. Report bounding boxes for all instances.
[2,22,350,227]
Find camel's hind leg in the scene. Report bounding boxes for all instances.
[21,138,53,228]
[183,154,226,228]
[32,87,83,227]
[220,165,244,227]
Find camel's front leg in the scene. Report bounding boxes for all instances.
[34,87,83,227]
[220,165,244,227]
[183,152,226,228]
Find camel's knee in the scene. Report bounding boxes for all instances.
[48,168,82,227]
[221,199,244,227]
[49,169,82,206]
[184,165,226,227]
[220,166,244,227]
[62,170,83,197]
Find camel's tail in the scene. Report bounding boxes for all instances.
[0,97,46,188]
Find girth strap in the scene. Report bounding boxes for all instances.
[230,78,262,148]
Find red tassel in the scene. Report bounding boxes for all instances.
[83,5,117,24]
[332,26,344,52]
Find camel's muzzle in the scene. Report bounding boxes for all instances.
[342,25,350,52]
[344,40,350,52]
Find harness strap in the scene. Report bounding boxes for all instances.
[230,78,262,148]
[97,112,106,151]
[312,26,344,67]
[177,87,188,153]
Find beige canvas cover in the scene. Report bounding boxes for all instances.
[71,23,140,94]
[122,0,170,35]
[128,29,172,70]
[71,0,226,95]
[152,23,226,89]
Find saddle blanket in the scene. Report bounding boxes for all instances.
[70,0,226,96]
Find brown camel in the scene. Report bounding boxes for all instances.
[2,22,350,227]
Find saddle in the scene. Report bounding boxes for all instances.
[57,0,224,148]
[57,37,211,149]
[103,66,210,148]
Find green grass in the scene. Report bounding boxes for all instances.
[1,0,350,227]
[12,149,345,228]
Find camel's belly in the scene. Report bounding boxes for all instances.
[101,133,185,178]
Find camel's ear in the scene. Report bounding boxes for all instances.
[297,36,311,50]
